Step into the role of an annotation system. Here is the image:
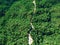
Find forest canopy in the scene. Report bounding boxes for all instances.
[0,0,60,45]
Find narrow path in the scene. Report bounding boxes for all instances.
[28,0,36,45]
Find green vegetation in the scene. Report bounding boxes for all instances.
[0,0,60,45]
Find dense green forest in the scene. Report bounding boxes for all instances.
[0,0,60,45]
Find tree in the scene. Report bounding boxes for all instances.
[0,0,60,45]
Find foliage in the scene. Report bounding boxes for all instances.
[0,0,60,45]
